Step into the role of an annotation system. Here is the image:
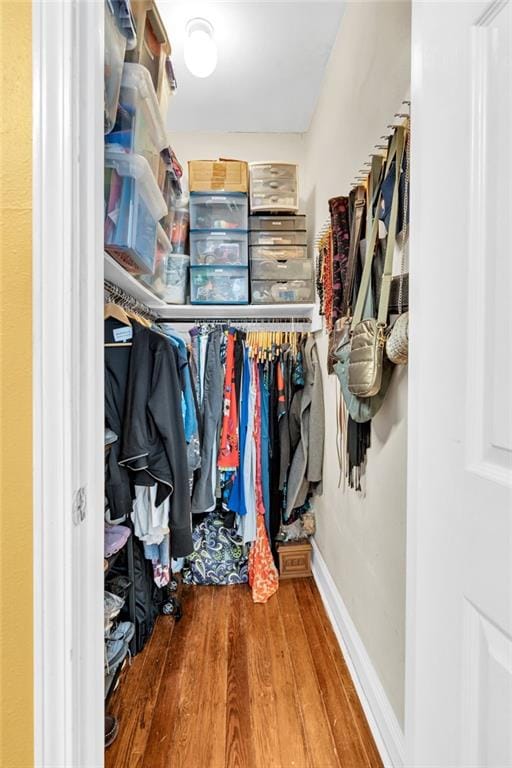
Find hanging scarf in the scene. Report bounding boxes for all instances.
[248,360,279,604]
[218,330,239,470]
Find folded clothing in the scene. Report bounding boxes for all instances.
[105,524,131,558]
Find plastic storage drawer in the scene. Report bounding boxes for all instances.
[190,266,249,305]
[249,214,306,231]
[104,148,167,275]
[249,230,306,246]
[189,193,248,232]
[250,179,299,213]
[190,231,248,266]
[105,0,127,134]
[249,163,297,183]
[250,258,313,281]
[125,0,171,100]
[105,63,168,179]
[250,245,307,261]
[251,279,314,304]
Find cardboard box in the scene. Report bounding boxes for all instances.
[276,541,312,579]
[188,159,249,193]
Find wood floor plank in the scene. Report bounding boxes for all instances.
[225,587,257,768]
[138,585,202,768]
[276,582,341,768]
[264,591,313,768]
[293,580,378,768]
[303,580,383,768]
[245,592,282,768]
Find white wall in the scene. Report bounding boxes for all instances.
[169,131,306,197]
[303,1,411,728]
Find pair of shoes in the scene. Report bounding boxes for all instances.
[108,621,135,646]
[105,621,134,672]
[105,714,118,748]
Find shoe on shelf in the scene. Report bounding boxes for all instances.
[104,590,125,621]
[105,574,132,599]
[105,637,129,672]
[107,621,135,646]
[104,524,131,559]
[105,714,119,748]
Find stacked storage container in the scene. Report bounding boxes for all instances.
[249,214,314,304]
[189,190,249,305]
[104,0,189,301]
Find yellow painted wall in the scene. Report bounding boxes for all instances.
[0,1,33,766]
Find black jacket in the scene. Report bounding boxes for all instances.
[119,323,193,558]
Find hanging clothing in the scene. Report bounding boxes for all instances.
[286,336,325,516]
[248,361,279,604]
[218,330,239,470]
[118,322,193,558]
[191,328,224,513]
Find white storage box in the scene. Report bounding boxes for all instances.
[105,63,168,179]
[190,231,249,266]
[104,147,167,275]
[249,163,299,213]
[251,279,314,304]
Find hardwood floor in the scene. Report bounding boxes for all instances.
[106,579,383,768]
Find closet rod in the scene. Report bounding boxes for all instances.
[155,316,312,325]
[104,279,157,320]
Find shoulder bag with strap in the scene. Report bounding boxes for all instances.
[348,126,406,398]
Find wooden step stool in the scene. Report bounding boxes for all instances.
[277,541,312,579]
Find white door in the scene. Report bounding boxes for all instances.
[407,1,512,766]
[33,2,104,766]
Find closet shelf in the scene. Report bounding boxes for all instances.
[105,252,321,325]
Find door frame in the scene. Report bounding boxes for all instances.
[33,1,104,765]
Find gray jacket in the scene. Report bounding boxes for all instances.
[286,336,325,514]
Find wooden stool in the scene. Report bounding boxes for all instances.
[277,541,312,579]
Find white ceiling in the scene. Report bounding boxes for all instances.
[159,1,345,133]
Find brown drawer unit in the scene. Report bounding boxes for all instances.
[277,541,312,579]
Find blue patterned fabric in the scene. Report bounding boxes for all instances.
[183,513,248,585]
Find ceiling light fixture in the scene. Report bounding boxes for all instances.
[184,18,217,79]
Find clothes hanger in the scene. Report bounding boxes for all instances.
[104,302,131,326]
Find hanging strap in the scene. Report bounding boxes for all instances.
[352,126,406,327]
[366,154,385,241]
[341,185,365,318]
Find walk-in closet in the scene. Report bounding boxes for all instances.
[102,1,411,765]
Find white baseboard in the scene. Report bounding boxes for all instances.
[311,539,405,768]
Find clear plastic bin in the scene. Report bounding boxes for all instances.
[190,231,249,266]
[250,257,313,281]
[141,234,189,304]
[190,266,249,305]
[105,63,168,179]
[170,204,189,255]
[104,147,168,275]
[249,230,306,246]
[104,0,127,134]
[251,279,314,304]
[189,193,248,232]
